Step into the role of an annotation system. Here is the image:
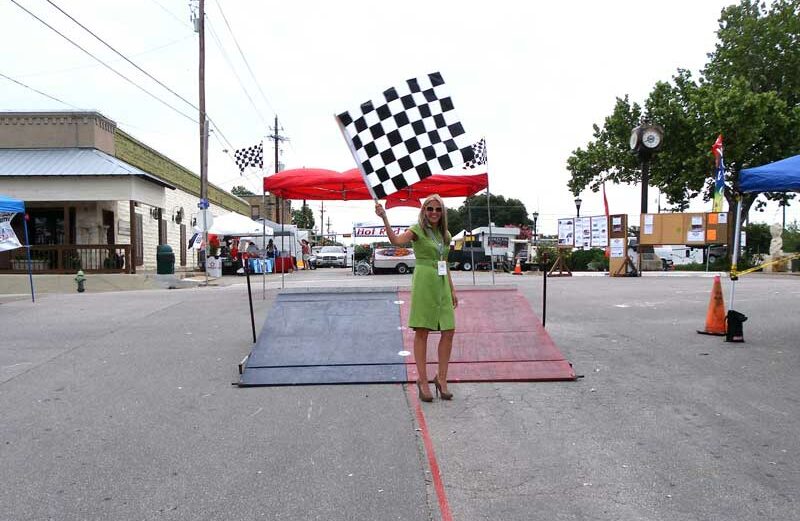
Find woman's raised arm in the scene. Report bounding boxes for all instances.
[375,202,416,245]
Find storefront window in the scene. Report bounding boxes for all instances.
[31,210,64,245]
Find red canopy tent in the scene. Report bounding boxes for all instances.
[263,168,487,207]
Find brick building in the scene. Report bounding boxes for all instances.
[0,111,284,273]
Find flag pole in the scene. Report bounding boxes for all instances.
[486,185,495,285]
[261,142,266,300]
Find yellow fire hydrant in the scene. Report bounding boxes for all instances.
[74,270,86,293]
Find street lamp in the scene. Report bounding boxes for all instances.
[574,197,582,218]
[531,211,539,245]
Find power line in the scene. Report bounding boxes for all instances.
[32,0,238,155]
[211,0,276,116]
[16,35,193,79]
[44,0,199,115]
[0,71,81,109]
[147,0,194,29]
[8,0,198,123]
[205,17,269,128]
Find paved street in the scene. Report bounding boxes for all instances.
[1,269,798,520]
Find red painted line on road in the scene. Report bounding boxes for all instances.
[407,384,453,521]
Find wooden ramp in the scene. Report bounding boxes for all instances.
[239,286,576,386]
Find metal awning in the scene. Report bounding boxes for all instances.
[0,148,175,189]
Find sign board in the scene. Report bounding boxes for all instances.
[558,215,610,249]
[639,212,729,246]
[0,218,22,252]
[557,218,574,248]
[117,219,130,235]
[354,225,410,237]
[575,217,591,249]
[197,209,214,232]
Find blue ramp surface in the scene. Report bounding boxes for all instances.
[240,289,407,386]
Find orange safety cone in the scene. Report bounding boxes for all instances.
[512,258,522,275]
[697,275,726,336]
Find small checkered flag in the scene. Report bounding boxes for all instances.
[234,143,263,174]
[462,138,487,170]
[336,72,474,199]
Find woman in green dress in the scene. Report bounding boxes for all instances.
[375,194,458,402]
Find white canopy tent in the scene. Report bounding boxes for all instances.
[199,212,274,237]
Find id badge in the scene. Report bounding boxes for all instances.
[437,260,447,276]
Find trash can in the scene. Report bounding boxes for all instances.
[725,309,747,343]
[792,258,800,272]
[156,244,175,274]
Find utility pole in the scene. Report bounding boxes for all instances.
[267,115,288,223]
[192,0,210,284]
[320,201,324,242]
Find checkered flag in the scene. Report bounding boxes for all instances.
[336,72,474,199]
[462,138,487,170]
[234,143,263,174]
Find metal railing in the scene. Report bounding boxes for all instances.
[4,245,132,274]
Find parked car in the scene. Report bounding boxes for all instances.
[315,246,347,268]
[708,245,728,263]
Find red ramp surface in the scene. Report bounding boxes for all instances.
[400,287,576,382]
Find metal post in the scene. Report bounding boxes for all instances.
[542,258,547,327]
[262,188,266,299]
[22,213,35,303]
[640,159,650,214]
[246,265,256,343]
[486,189,495,285]
[467,203,475,286]
[729,197,743,307]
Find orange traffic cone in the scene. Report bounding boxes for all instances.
[697,275,726,336]
[512,258,522,275]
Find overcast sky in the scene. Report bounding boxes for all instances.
[2,0,795,236]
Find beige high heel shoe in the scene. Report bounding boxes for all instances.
[432,375,453,400]
[417,380,433,402]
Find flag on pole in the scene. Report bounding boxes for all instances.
[336,71,474,199]
[602,182,610,258]
[234,143,263,174]
[463,138,487,170]
[711,134,725,212]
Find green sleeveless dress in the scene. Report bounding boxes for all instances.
[408,224,455,331]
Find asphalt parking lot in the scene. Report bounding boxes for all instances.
[1,269,798,520]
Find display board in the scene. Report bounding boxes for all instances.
[558,215,609,250]
[639,212,729,246]
[608,214,633,277]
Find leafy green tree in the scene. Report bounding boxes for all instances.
[743,222,771,255]
[783,222,799,252]
[567,0,800,221]
[231,185,255,196]
[447,194,532,237]
[291,204,315,230]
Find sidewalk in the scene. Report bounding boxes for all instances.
[0,271,248,297]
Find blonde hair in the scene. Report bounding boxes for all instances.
[417,194,450,242]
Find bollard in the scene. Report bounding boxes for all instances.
[74,270,86,293]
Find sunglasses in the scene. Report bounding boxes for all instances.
[425,206,443,213]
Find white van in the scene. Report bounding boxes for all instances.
[373,246,415,274]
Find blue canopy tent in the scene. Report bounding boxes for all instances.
[0,194,35,302]
[729,154,800,307]
[740,154,800,193]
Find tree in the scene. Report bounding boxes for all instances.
[231,185,255,196]
[291,204,315,230]
[567,0,800,218]
[447,194,532,237]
